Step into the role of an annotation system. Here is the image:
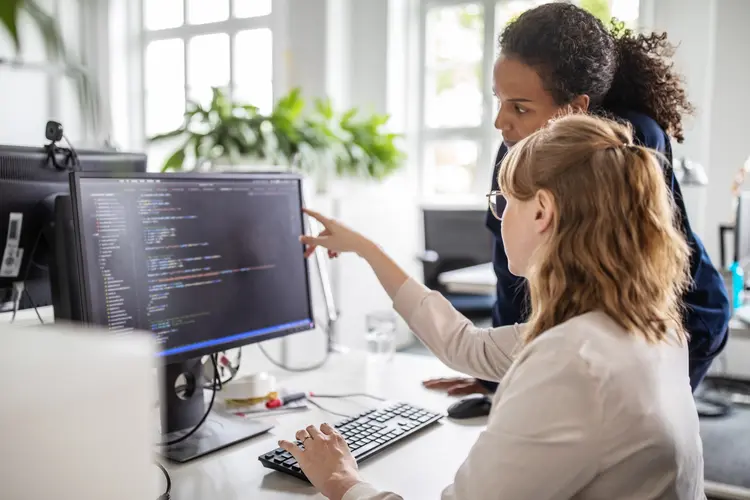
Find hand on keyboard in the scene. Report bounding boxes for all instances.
[278,423,362,500]
[259,402,443,484]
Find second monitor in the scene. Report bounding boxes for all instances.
[67,171,316,462]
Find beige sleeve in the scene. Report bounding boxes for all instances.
[392,278,521,382]
[344,338,603,500]
[342,483,403,500]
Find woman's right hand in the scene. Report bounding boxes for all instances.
[300,208,373,258]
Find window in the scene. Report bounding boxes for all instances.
[416,0,639,198]
[140,0,275,170]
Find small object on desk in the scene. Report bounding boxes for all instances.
[258,401,443,482]
[266,391,308,408]
[729,262,745,310]
[447,394,492,419]
[219,371,277,400]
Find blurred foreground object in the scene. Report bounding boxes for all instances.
[0,323,155,500]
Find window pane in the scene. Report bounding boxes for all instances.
[234,29,273,85]
[233,83,273,115]
[187,86,221,108]
[234,0,272,18]
[145,39,184,92]
[187,34,230,91]
[610,0,639,27]
[424,140,478,195]
[145,90,185,136]
[424,4,483,128]
[144,0,184,30]
[187,0,229,24]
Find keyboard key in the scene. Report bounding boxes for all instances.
[283,457,297,467]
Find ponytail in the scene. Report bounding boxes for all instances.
[601,22,694,143]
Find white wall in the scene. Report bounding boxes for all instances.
[705,0,750,263]
[280,0,422,356]
[647,0,750,263]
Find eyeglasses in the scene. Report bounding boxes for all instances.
[486,190,504,220]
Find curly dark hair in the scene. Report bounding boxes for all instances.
[499,3,694,142]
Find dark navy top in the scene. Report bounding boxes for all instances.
[482,110,730,391]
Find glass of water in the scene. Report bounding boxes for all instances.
[365,310,397,362]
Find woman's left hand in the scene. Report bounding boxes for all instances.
[279,423,363,500]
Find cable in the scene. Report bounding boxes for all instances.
[158,354,219,447]
[62,134,80,170]
[311,392,385,402]
[203,349,242,390]
[304,397,353,418]
[301,392,386,418]
[155,461,171,500]
[258,342,330,372]
[23,287,43,324]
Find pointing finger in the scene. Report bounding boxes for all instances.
[302,208,333,226]
[300,235,327,248]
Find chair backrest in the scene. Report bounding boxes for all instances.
[422,208,493,291]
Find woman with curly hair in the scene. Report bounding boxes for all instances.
[424,1,731,402]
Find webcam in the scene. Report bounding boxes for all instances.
[45,121,64,142]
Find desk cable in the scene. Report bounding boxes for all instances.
[155,461,171,500]
[303,393,387,418]
[158,354,219,447]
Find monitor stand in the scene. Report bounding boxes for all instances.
[159,358,273,463]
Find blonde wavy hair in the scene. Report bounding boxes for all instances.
[498,114,691,345]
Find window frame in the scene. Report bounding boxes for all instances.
[416,0,498,200]
[137,0,287,168]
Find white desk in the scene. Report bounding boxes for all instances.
[167,349,484,499]
[437,263,495,295]
[7,308,748,499]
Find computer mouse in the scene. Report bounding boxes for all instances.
[446,395,492,419]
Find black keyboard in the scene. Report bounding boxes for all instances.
[259,402,443,481]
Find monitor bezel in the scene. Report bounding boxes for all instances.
[68,170,317,363]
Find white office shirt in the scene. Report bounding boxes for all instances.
[343,278,704,500]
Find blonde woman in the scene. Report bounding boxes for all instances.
[279,114,703,499]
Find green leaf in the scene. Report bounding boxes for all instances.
[161,149,186,172]
[23,0,65,60]
[0,0,22,52]
[148,128,187,143]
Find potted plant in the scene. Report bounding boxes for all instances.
[148,87,406,194]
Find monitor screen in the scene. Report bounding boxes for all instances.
[69,172,314,362]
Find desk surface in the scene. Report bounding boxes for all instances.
[167,349,482,499]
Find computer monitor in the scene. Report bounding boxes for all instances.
[0,145,146,313]
[67,171,316,462]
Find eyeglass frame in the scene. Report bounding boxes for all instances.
[486,190,504,220]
